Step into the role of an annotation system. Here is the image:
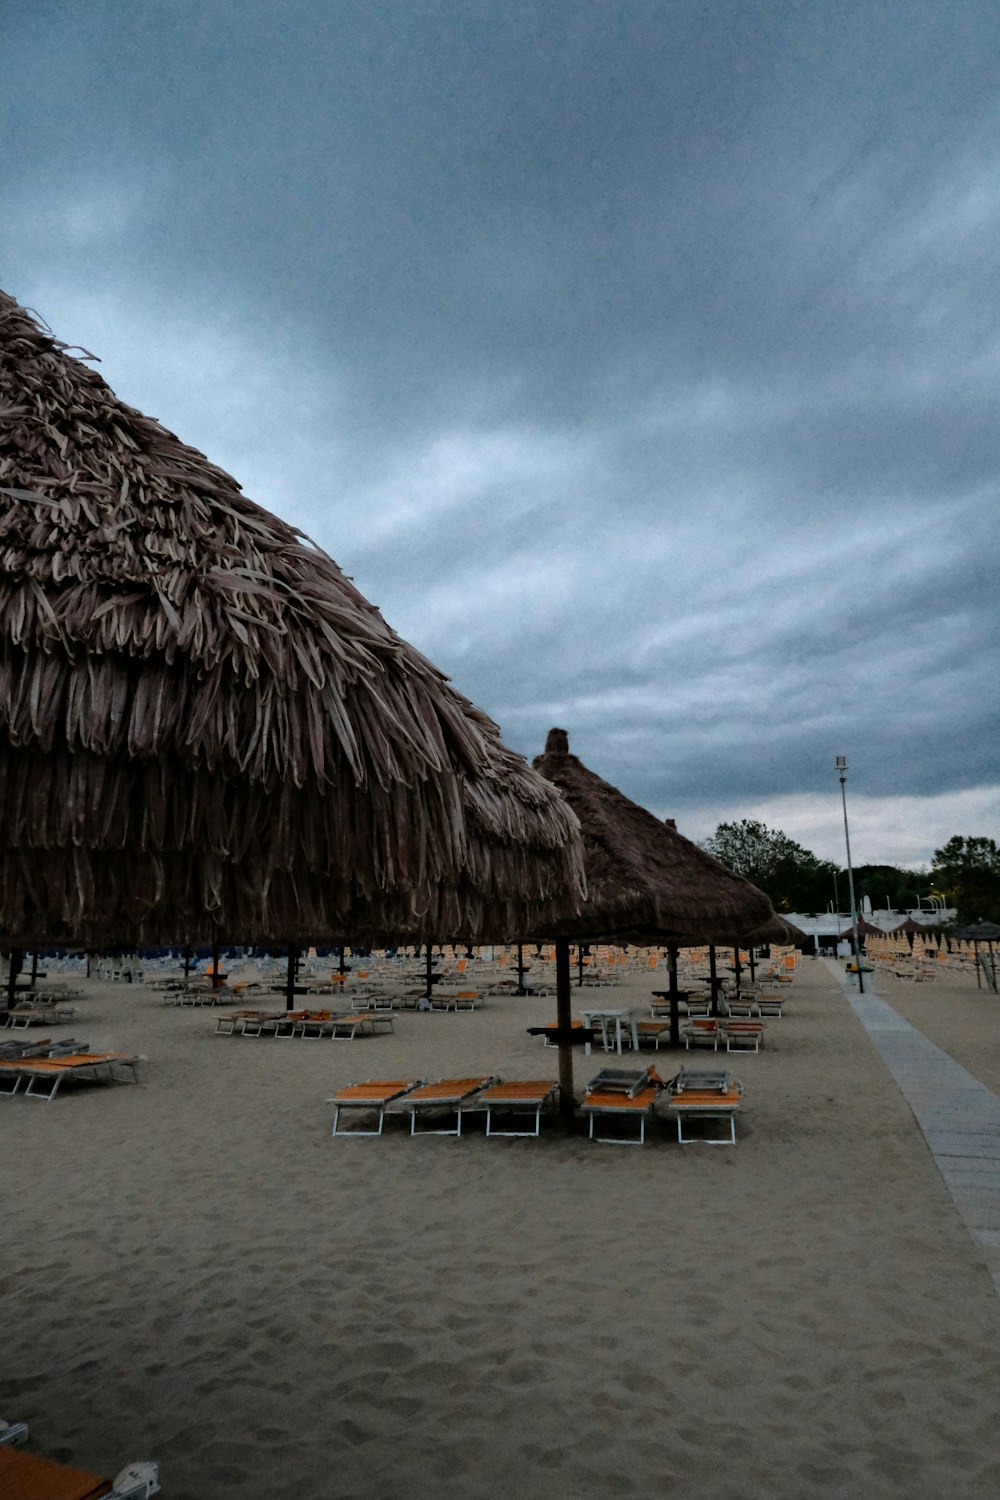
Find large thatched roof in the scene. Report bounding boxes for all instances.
[531,729,773,942]
[0,291,585,946]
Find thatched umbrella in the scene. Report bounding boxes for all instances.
[951,922,1000,993]
[531,729,774,1119]
[0,291,585,984]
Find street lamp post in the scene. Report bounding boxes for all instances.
[836,756,864,994]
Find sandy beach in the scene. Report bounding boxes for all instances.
[4,957,1000,1499]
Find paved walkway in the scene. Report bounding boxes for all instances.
[825,959,1000,1295]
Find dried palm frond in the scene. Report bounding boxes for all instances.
[0,291,585,946]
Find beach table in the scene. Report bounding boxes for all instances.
[581,1007,640,1055]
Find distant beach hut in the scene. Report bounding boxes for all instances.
[951,923,1000,993]
[531,728,774,1120]
[0,291,585,1003]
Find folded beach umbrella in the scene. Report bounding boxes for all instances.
[531,728,773,1119]
[0,291,585,955]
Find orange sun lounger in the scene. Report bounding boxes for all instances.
[475,1079,559,1137]
[0,1426,158,1498]
[580,1068,663,1144]
[0,1052,141,1101]
[327,1079,424,1135]
[402,1076,499,1136]
[664,1070,743,1144]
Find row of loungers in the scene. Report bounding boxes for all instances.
[0,1039,143,1100]
[216,1009,395,1039]
[682,1017,767,1052]
[328,1068,744,1145]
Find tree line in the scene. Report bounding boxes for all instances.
[701,822,1000,925]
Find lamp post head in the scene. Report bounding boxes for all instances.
[835,755,847,772]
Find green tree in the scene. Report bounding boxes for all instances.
[852,865,928,913]
[702,819,840,913]
[930,836,1000,923]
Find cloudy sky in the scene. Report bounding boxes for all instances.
[5,2,999,870]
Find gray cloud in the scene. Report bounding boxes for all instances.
[4,1,999,863]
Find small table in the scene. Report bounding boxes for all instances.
[581,1007,639,1055]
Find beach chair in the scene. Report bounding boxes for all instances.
[721,1018,765,1053]
[634,1019,672,1049]
[401,1076,499,1136]
[723,994,757,1018]
[580,1067,662,1144]
[664,1069,743,1145]
[328,1079,424,1136]
[755,991,785,1018]
[0,1445,159,1498]
[0,1420,158,1496]
[475,1079,559,1137]
[681,1017,721,1050]
[2,1003,77,1029]
[0,1051,142,1100]
[328,1012,395,1038]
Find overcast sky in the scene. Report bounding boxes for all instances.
[5,2,999,871]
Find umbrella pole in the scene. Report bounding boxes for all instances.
[975,941,982,990]
[516,942,525,995]
[5,948,22,1013]
[30,951,38,990]
[183,945,192,981]
[338,945,346,976]
[733,945,741,995]
[577,945,584,987]
[555,938,576,1131]
[285,946,296,1012]
[667,942,680,1048]
[425,948,433,1001]
[748,944,756,982]
[211,940,221,991]
[709,945,720,1016]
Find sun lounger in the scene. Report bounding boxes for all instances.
[0,1437,159,1498]
[328,1079,424,1135]
[428,989,483,1011]
[634,1020,672,1049]
[723,995,757,1017]
[664,1069,743,1145]
[401,1076,499,1136]
[755,991,785,1017]
[326,1012,395,1038]
[475,1080,559,1137]
[681,1017,721,1050]
[2,1004,77,1029]
[580,1067,662,1144]
[721,1018,765,1052]
[0,1051,142,1100]
[214,1009,284,1036]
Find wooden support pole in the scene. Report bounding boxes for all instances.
[5,948,22,1013]
[425,948,433,1000]
[709,944,720,1016]
[211,940,222,991]
[556,938,576,1130]
[667,942,680,1048]
[516,942,525,994]
[285,945,296,1012]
